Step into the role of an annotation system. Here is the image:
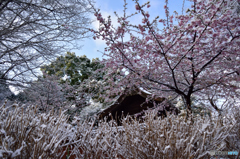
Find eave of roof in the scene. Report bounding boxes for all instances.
[97,85,165,118]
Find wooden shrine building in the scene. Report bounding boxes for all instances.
[97,85,179,124]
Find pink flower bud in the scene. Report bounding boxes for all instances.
[135,5,140,10]
[146,12,150,18]
[142,18,147,23]
[138,24,145,32]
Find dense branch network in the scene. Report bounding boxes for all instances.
[0,0,93,87]
[91,0,240,113]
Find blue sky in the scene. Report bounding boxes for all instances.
[73,0,192,60]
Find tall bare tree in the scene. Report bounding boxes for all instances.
[0,0,93,88]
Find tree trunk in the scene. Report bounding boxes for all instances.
[184,95,192,119]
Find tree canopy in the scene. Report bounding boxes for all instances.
[0,0,93,88]
[15,53,105,111]
[91,0,240,115]
[41,52,104,85]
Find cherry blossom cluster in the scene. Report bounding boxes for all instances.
[92,0,240,111]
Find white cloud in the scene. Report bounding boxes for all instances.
[92,9,120,47]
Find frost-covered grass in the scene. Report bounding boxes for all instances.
[0,101,75,158]
[0,101,239,159]
[71,110,240,159]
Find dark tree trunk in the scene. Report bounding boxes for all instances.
[184,94,192,119]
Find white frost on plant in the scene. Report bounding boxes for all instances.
[139,87,151,95]
[202,123,209,131]
[79,98,103,119]
[1,99,239,158]
[11,141,26,158]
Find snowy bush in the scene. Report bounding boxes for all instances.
[78,99,103,120]
[0,101,75,158]
[70,108,239,159]
[0,100,239,158]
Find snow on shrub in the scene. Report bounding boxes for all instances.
[0,100,239,158]
[0,101,75,158]
[71,107,239,158]
[78,99,103,120]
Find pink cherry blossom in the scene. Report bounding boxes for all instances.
[92,0,240,114]
[135,5,140,10]
[145,11,150,18]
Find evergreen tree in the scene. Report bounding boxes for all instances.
[41,52,104,85]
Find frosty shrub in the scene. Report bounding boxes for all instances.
[71,108,240,159]
[78,99,103,120]
[1,100,239,159]
[0,101,75,158]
